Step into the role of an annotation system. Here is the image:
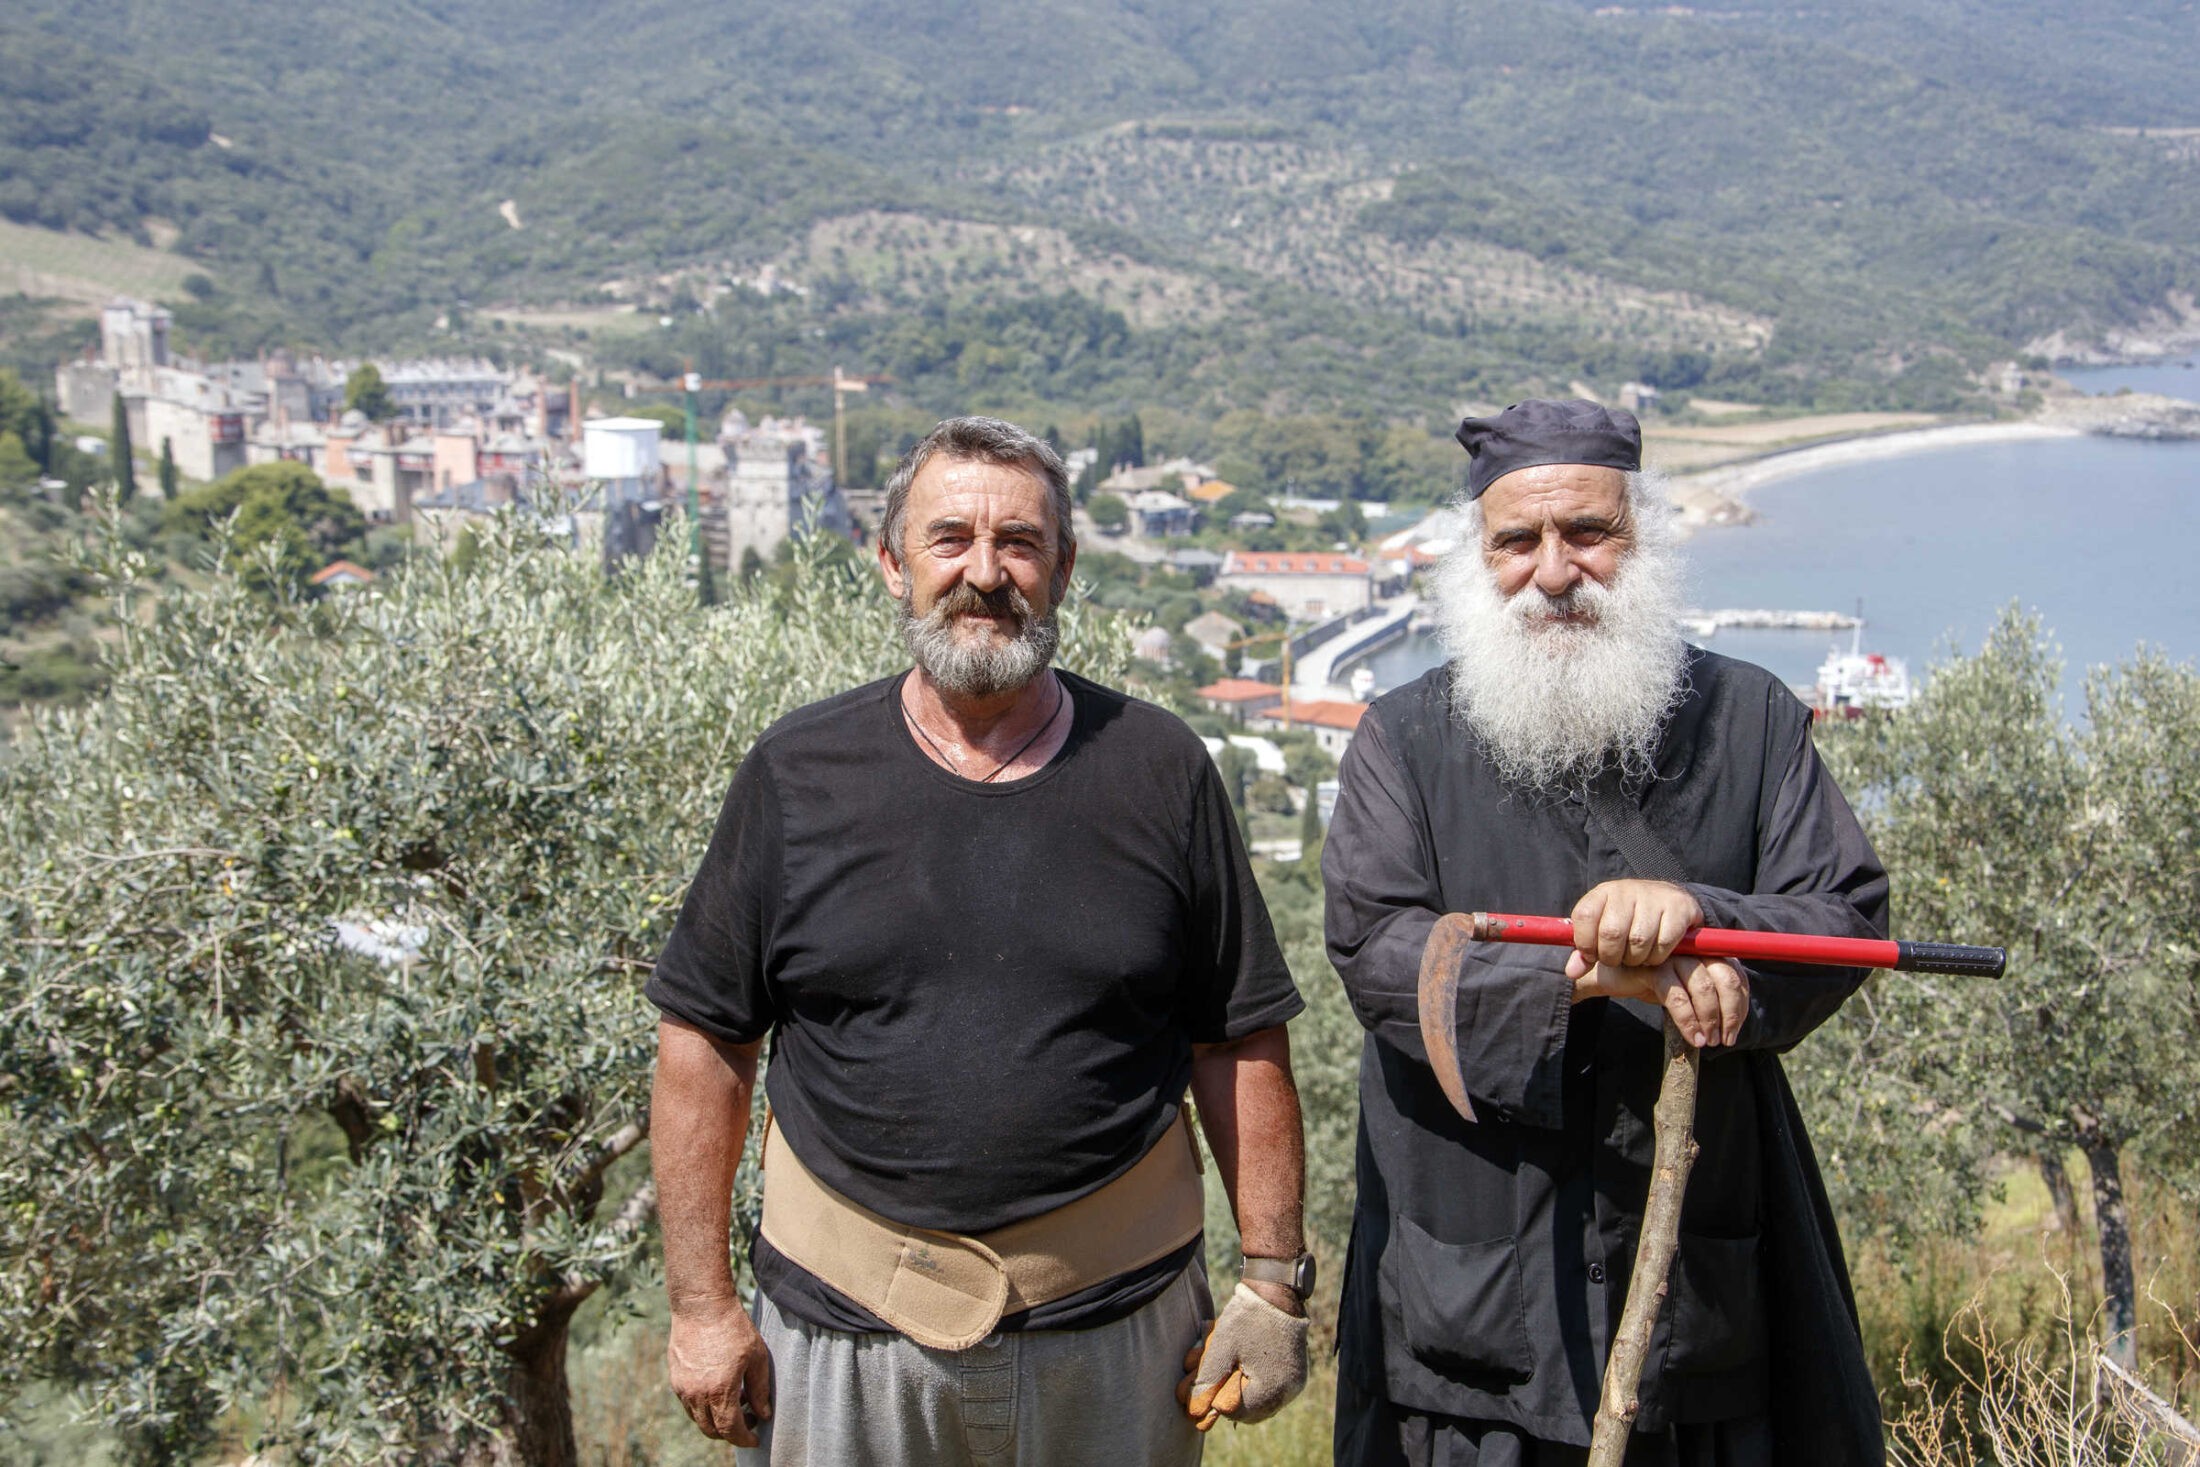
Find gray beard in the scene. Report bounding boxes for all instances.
[1432,534,1690,794]
[898,582,1061,699]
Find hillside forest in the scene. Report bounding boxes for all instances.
[4,0,2199,426]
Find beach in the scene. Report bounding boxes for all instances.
[1660,376,2200,535]
[1667,420,2084,532]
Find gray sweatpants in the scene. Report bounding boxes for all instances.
[738,1263,1214,1466]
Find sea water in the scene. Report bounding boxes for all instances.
[2060,359,2200,401]
[1358,432,2200,714]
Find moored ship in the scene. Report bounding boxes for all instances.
[1810,629,1914,717]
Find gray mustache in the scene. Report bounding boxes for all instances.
[931,581,1033,625]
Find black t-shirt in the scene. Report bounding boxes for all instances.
[647,669,1302,1330]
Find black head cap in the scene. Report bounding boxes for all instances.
[1456,398,1642,500]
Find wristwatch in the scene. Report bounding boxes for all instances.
[1241,1251,1317,1301]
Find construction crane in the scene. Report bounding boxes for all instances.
[629,367,890,595]
[1220,622,1299,730]
[638,367,891,486]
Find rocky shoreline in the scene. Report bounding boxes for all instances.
[2036,389,2200,441]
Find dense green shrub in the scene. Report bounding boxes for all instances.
[0,508,1130,1461]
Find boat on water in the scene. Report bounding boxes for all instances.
[1810,630,1914,717]
[1793,601,1915,717]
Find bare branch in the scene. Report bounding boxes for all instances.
[544,1180,658,1314]
[2096,1353,2200,1464]
[79,846,245,869]
[563,1116,649,1200]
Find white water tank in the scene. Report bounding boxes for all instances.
[583,417,663,482]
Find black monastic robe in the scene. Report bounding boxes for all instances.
[1323,648,1889,1462]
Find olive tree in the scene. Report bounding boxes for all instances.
[0,507,1129,1462]
[1808,609,2200,1368]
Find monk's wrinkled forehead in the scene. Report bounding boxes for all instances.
[1478,463,1630,536]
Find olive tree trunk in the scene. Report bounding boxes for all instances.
[2036,1145,2079,1235]
[497,1305,582,1467]
[2081,1132,2137,1371]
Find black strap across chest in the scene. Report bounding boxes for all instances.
[1585,766,1692,886]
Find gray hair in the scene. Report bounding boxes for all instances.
[880,416,1076,562]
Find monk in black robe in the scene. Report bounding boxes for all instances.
[1323,400,1889,1466]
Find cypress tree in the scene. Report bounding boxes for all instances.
[1298,789,1324,857]
[159,437,179,499]
[111,394,136,504]
[31,396,53,474]
[696,541,719,608]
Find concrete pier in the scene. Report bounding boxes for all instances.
[1297,596,1418,694]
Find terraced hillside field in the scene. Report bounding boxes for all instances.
[0,218,205,308]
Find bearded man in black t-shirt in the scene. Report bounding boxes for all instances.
[647,416,1313,1466]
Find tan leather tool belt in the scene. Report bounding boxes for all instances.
[758,1109,1207,1351]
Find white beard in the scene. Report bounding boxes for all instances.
[1433,498,1690,794]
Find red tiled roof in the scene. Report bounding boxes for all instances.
[1222,552,1370,576]
[1197,678,1285,704]
[1253,699,1369,731]
[310,560,376,586]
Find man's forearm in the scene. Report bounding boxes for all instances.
[651,1018,762,1310]
[1189,1025,1305,1260]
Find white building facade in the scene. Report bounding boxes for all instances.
[1216,551,1374,620]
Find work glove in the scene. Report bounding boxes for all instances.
[1175,1282,1309,1430]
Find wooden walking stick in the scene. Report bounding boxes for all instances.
[1587,1016,1698,1465]
[1419,912,2004,1466]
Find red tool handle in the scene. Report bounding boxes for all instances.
[1469,913,2005,978]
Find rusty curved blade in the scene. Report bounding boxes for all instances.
[1418,911,1482,1123]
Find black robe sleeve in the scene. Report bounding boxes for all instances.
[1683,711,1892,1054]
[1323,713,1576,1129]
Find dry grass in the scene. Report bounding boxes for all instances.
[1861,1156,2200,1464]
[1885,1278,2199,1466]
[1653,411,1940,447]
[1643,411,1946,473]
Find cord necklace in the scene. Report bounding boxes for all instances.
[901,674,1066,783]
